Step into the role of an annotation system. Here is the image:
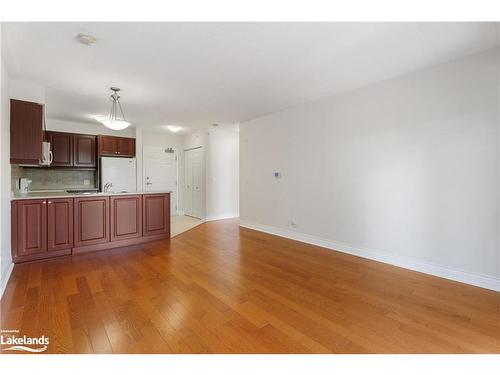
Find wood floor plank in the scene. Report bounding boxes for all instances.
[1,218,499,353]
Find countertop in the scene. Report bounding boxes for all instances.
[11,190,172,201]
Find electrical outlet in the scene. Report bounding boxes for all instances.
[287,220,298,228]
[83,179,90,186]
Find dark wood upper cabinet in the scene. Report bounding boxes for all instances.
[143,193,170,237]
[74,196,110,247]
[45,132,96,169]
[73,134,97,168]
[98,135,117,155]
[98,135,135,157]
[47,131,73,167]
[110,195,142,241]
[47,198,74,252]
[16,199,47,257]
[118,137,135,156]
[10,99,44,165]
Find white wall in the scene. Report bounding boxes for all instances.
[240,48,500,291]
[9,79,45,104]
[206,129,239,220]
[0,27,13,298]
[184,130,206,149]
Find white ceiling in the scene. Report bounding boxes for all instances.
[2,22,499,132]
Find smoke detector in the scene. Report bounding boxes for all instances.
[77,33,97,46]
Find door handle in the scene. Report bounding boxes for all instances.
[146,182,153,185]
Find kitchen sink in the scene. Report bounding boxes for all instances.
[68,191,104,195]
[66,190,131,195]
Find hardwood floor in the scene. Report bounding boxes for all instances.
[1,218,499,354]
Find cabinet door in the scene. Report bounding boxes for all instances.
[47,198,74,251]
[98,135,118,156]
[47,131,73,167]
[110,195,142,241]
[16,199,47,256]
[143,194,170,237]
[10,99,43,165]
[73,134,96,168]
[117,137,136,157]
[74,197,110,247]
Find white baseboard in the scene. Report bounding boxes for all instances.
[0,262,14,300]
[239,220,500,292]
[205,214,239,222]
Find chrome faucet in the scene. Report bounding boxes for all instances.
[103,182,113,192]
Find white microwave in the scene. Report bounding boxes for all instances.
[39,141,53,166]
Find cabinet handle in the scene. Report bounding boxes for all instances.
[48,201,52,204]
[42,201,47,204]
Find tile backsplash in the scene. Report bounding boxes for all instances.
[11,165,97,192]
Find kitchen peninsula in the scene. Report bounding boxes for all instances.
[11,191,171,263]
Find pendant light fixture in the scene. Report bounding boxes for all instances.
[101,87,131,130]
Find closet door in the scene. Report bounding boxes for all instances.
[191,148,204,219]
[184,150,193,216]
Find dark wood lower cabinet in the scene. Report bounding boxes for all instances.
[12,193,170,263]
[110,195,142,241]
[47,198,73,251]
[15,199,47,257]
[11,198,73,263]
[143,194,170,237]
[74,196,110,248]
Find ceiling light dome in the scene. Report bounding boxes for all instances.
[101,87,131,130]
[77,33,97,46]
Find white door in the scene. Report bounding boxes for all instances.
[143,147,178,215]
[184,147,204,219]
[184,149,193,216]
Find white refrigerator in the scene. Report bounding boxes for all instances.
[100,157,137,193]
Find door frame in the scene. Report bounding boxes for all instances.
[142,146,179,215]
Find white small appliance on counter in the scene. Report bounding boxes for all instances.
[19,178,32,193]
[100,157,137,193]
[39,141,53,166]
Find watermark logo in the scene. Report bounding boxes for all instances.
[1,329,49,353]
